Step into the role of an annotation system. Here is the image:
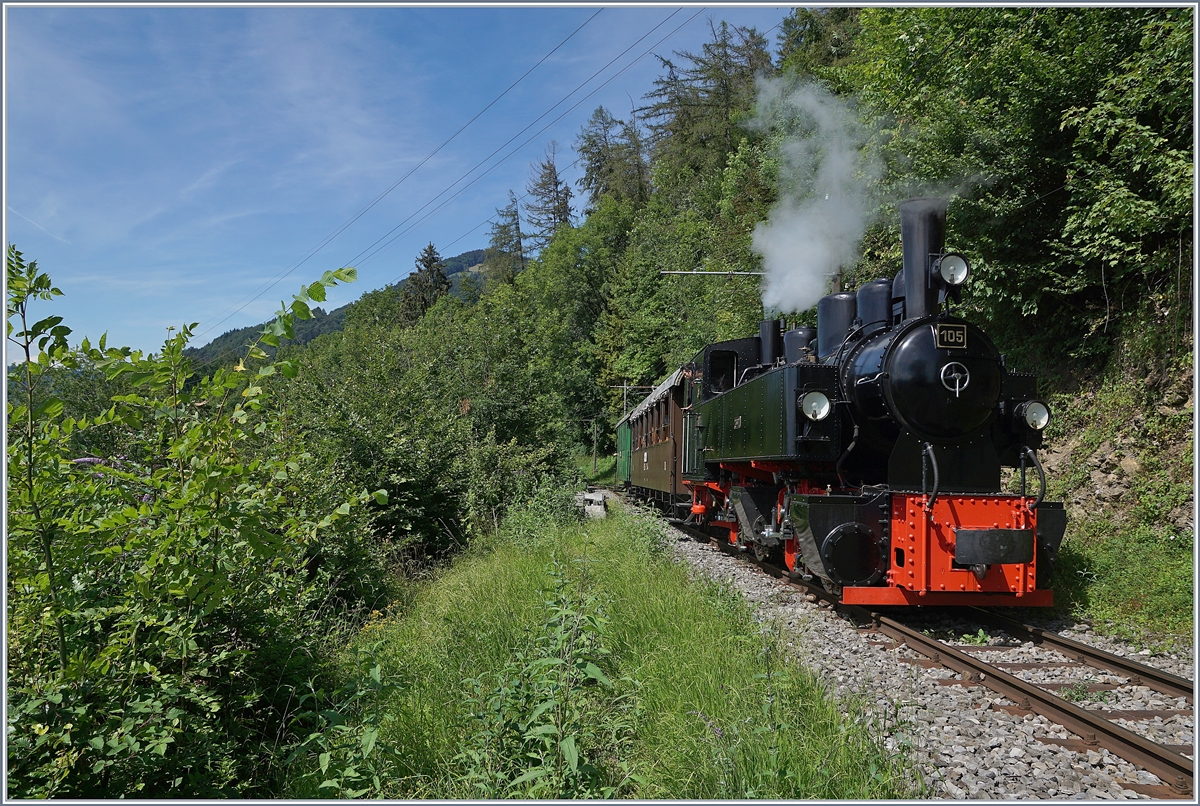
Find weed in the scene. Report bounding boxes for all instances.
[451,555,640,798]
[1058,677,1111,704]
[284,643,402,798]
[960,628,990,646]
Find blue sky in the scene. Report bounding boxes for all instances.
[5,4,792,354]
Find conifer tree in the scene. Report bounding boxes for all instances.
[639,21,773,183]
[523,142,573,252]
[575,107,650,211]
[400,242,451,325]
[484,191,525,285]
[777,7,861,77]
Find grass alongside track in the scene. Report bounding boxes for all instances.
[287,502,915,798]
[1040,368,1194,649]
[576,452,616,486]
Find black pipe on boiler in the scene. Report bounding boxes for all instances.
[899,197,948,321]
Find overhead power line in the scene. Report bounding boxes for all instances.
[195,8,603,341]
[432,13,793,266]
[350,7,698,281]
[437,153,584,255]
[433,14,790,269]
[195,7,794,371]
[191,8,692,370]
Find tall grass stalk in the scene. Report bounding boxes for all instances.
[293,500,913,798]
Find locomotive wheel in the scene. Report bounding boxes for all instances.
[752,540,784,565]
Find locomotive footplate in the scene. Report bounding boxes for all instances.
[842,587,1054,607]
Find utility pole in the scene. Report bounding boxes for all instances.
[592,418,598,475]
[608,382,654,418]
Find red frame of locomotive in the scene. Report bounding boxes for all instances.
[683,461,1052,607]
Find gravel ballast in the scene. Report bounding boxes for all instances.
[664,524,1194,800]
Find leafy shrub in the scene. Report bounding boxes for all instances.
[284,643,404,798]
[5,247,382,796]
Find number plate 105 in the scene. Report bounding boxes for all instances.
[936,323,968,349]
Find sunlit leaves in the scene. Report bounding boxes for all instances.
[6,252,368,797]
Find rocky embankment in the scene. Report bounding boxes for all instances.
[664,525,1194,800]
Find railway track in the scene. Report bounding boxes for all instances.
[672,519,1194,799]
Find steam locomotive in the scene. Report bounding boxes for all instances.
[616,197,1066,606]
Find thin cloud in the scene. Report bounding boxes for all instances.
[65,271,208,294]
[182,160,244,196]
[6,206,71,243]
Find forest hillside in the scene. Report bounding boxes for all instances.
[8,7,1192,797]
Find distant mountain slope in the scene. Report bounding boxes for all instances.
[185,304,351,367]
[442,249,485,276]
[185,248,486,367]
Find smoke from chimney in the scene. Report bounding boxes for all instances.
[750,79,883,314]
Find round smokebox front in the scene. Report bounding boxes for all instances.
[882,319,1002,441]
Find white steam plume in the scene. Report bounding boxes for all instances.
[750,79,882,314]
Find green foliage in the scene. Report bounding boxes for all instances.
[12,10,1190,795]
[6,249,384,797]
[184,247,488,370]
[337,505,912,799]
[523,142,574,252]
[845,6,1190,371]
[777,7,861,81]
[959,629,990,646]
[593,192,764,421]
[399,242,452,326]
[578,453,616,486]
[184,303,349,370]
[1036,330,1193,645]
[484,190,526,286]
[284,644,404,798]
[640,20,773,206]
[440,248,487,276]
[575,106,651,212]
[452,556,639,798]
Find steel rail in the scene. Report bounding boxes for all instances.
[863,612,1193,795]
[670,520,1193,794]
[967,608,1194,701]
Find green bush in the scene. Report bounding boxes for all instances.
[5,247,380,796]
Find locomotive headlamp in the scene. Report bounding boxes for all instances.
[935,253,970,286]
[1017,400,1051,431]
[800,391,831,421]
